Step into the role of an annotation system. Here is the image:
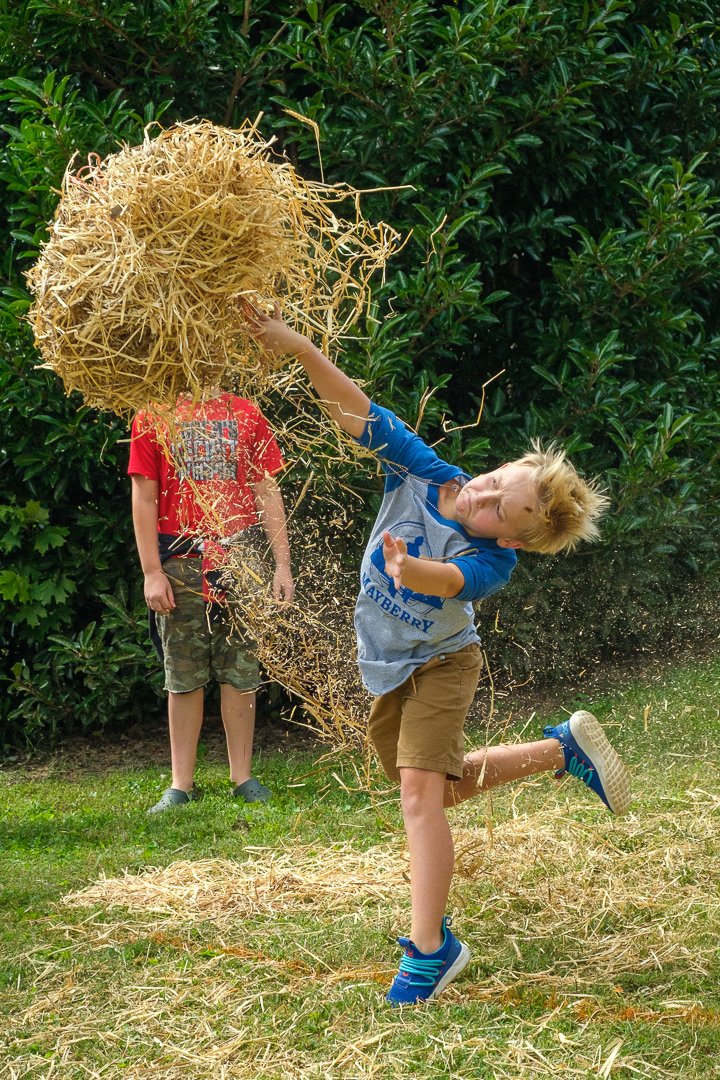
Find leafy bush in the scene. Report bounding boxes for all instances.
[1,0,718,744]
[0,346,166,749]
[6,587,163,748]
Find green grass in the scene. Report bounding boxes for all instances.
[1,656,719,1079]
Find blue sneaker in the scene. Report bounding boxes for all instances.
[544,709,631,814]
[386,917,471,1006]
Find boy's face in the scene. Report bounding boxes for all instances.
[454,462,536,547]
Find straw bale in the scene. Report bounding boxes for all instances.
[26,119,399,414]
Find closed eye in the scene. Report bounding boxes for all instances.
[494,475,503,517]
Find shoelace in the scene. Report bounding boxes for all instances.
[567,754,594,786]
[398,953,446,985]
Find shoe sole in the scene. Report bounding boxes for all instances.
[430,942,471,1000]
[569,710,631,815]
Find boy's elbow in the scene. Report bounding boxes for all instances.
[443,565,466,598]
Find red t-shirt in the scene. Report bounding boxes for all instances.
[128,394,284,541]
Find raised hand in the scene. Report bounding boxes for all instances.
[242,298,371,438]
[241,299,310,358]
[382,530,408,591]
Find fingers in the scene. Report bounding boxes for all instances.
[240,297,260,317]
[161,582,176,610]
[239,297,264,329]
[147,600,173,615]
[239,296,281,327]
[383,531,407,554]
[382,531,406,589]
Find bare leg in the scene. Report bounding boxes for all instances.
[168,687,204,791]
[220,685,257,786]
[445,738,565,808]
[400,767,453,955]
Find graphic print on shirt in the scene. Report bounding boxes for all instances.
[363,520,444,637]
[172,419,241,483]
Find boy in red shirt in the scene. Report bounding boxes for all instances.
[128,392,294,813]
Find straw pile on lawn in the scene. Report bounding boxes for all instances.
[63,789,720,993]
[26,118,398,414]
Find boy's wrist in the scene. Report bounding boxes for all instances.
[291,336,318,361]
[291,339,319,365]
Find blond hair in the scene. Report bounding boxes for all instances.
[513,440,609,554]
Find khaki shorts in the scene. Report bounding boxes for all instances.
[368,643,483,781]
[158,558,259,694]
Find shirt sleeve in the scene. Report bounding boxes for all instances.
[356,403,459,487]
[127,413,161,479]
[245,405,285,483]
[450,547,517,601]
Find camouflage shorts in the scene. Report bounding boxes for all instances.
[158,558,259,694]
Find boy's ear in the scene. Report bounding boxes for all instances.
[497,537,525,550]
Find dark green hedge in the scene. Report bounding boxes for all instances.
[1,1,719,746]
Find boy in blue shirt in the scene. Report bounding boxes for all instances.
[246,304,630,1006]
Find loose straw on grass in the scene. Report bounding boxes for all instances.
[5,792,717,1078]
[62,789,720,993]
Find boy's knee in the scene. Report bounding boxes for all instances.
[399,768,445,816]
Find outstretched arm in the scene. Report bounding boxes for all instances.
[244,304,370,438]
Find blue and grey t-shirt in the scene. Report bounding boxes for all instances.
[354,403,517,695]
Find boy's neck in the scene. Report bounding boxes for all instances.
[438,478,462,521]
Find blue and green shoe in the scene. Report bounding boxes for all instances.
[544,709,631,815]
